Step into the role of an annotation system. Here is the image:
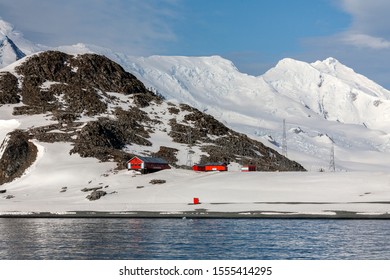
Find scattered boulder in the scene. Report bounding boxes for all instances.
[150,179,166,185]
[0,189,6,193]
[81,187,103,192]
[86,190,107,201]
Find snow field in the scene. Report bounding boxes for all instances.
[1,140,390,216]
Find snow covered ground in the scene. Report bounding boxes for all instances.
[1,140,390,217]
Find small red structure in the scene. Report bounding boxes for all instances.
[241,165,256,172]
[192,162,228,172]
[193,197,200,204]
[127,156,170,173]
[192,165,206,172]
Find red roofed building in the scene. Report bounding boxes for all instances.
[192,162,228,172]
[127,156,170,173]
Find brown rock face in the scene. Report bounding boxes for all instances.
[0,131,37,184]
[169,105,306,171]
[11,51,148,115]
[0,72,20,104]
[16,51,147,94]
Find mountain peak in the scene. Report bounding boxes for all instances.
[0,18,14,37]
[311,57,354,75]
[322,57,340,65]
[0,35,26,68]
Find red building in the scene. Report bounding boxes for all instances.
[241,165,256,172]
[192,162,228,172]
[127,156,170,173]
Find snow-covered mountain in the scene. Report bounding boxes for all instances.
[2,18,390,171]
[0,35,26,68]
[0,19,43,64]
[115,55,390,171]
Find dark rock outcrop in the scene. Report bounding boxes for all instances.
[12,51,149,115]
[70,116,151,162]
[0,72,20,104]
[0,131,37,184]
[86,190,107,201]
[170,105,306,171]
[152,146,179,164]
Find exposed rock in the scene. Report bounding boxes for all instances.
[152,146,179,164]
[132,91,162,107]
[70,117,150,162]
[86,190,107,201]
[16,51,147,94]
[168,106,180,114]
[81,187,103,192]
[183,106,230,136]
[0,189,6,193]
[114,107,152,139]
[170,106,306,171]
[28,123,76,143]
[11,51,149,116]
[150,179,166,184]
[0,130,38,185]
[0,72,20,104]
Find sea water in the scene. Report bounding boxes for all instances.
[0,218,389,259]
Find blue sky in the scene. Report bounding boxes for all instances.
[1,0,390,88]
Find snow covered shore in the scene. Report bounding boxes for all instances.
[1,142,390,218]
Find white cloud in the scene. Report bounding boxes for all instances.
[337,0,390,48]
[341,33,390,49]
[299,1,390,88]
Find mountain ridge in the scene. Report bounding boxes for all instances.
[0,50,305,184]
[2,18,390,171]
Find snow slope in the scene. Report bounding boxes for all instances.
[2,147,390,216]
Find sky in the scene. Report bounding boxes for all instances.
[1,0,390,88]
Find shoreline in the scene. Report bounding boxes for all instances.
[2,210,390,219]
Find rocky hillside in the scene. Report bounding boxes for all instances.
[0,130,37,185]
[0,51,304,184]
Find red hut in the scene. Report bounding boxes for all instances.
[127,156,170,173]
[192,164,206,171]
[192,162,228,172]
[241,165,256,172]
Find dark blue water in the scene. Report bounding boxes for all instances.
[0,218,389,260]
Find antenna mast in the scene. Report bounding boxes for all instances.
[282,119,287,157]
[329,142,335,172]
[186,128,193,167]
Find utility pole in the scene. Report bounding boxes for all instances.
[329,142,335,172]
[282,119,287,157]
